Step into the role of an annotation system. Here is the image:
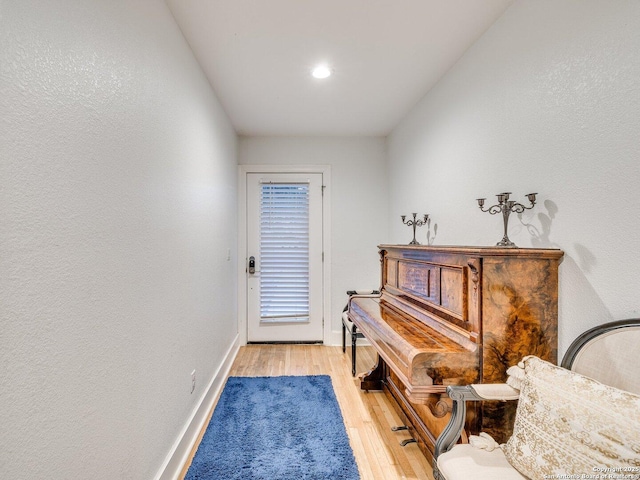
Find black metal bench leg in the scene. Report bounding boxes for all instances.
[351,325,357,376]
[342,322,346,353]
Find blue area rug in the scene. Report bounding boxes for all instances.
[185,375,360,480]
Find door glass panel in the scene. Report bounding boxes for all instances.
[259,183,310,324]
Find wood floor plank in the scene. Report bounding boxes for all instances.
[181,344,434,480]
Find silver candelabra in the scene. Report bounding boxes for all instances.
[476,192,537,247]
[401,213,429,245]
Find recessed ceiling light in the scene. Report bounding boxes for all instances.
[312,65,331,79]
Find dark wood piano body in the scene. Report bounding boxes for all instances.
[348,245,563,463]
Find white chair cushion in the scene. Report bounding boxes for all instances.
[342,312,357,333]
[436,444,527,480]
[504,356,640,478]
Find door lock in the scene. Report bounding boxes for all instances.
[248,256,256,274]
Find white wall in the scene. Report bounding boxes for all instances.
[239,137,388,343]
[387,0,640,356]
[0,1,238,479]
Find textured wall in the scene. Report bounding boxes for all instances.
[238,137,389,343]
[0,1,237,479]
[387,0,640,355]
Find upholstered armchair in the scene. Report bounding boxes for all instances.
[433,319,640,480]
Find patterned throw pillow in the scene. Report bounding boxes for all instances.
[503,356,640,478]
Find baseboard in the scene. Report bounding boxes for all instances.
[154,335,240,480]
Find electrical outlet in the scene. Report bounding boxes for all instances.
[191,370,196,394]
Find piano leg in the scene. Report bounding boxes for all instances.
[360,353,385,391]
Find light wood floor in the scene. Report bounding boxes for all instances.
[181,344,434,480]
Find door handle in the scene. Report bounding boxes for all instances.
[248,256,256,274]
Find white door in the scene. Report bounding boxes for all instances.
[246,173,324,342]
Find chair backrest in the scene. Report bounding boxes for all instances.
[561,318,640,395]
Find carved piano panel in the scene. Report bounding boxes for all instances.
[348,245,563,463]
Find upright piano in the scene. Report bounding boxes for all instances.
[347,244,563,463]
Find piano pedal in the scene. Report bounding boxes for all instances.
[391,425,408,431]
[400,438,417,447]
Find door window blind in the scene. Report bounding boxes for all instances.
[259,183,310,323]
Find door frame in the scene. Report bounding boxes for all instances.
[238,164,332,345]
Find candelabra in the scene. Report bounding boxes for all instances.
[401,213,429,245]
[476,192,537,247]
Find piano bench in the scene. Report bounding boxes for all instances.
[342,312,365,376]
[342,290,378,376]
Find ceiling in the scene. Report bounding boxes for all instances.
[166,0,514,137]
